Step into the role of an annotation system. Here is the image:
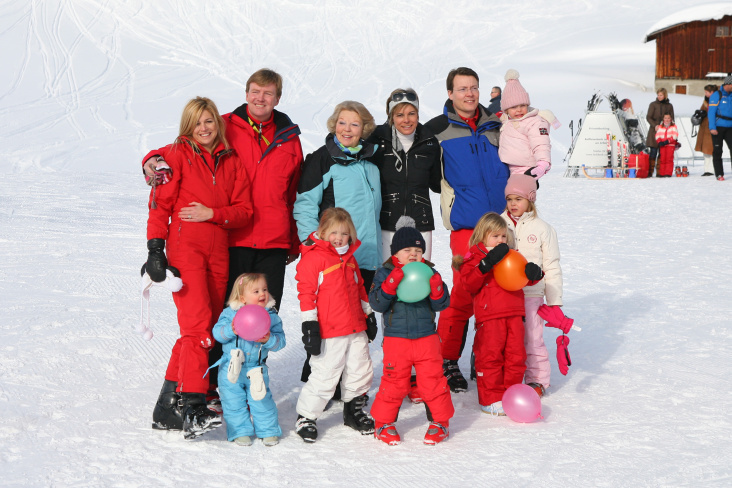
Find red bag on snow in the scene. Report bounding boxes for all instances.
[627,153,649,178]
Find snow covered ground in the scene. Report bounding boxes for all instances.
[2,0,732,486]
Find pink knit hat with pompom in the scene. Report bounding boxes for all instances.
[501,69,531,111]
[505,174,537,202]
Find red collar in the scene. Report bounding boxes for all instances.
[459,110,479,131]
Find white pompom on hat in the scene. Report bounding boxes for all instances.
[501,69,531,112]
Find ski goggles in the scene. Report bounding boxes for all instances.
[388,92,419,113]
[391,92,418,103]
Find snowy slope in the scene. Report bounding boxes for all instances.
[2,1,732,487]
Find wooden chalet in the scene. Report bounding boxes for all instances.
[644,6,732,96]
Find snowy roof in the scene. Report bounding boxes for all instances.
[644,2,732,42]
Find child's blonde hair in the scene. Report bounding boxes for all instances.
[469,212,514,248]
[317,207,357,243]
[227,273,267,309]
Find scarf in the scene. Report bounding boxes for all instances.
[335,138,362,156]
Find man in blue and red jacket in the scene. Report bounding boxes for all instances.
[424,67,509,393]
[708,76,732,181]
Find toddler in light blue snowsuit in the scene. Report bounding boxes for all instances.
[211,273,285,446]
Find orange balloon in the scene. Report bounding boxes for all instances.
[493,250,529,291]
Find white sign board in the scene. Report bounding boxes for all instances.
[567,111,627,167]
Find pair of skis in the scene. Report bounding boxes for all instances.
[585,133,633,179]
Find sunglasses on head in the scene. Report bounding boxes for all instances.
[391,92,418,103]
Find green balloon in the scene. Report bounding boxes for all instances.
[396,261,433,303]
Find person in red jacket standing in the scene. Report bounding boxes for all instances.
[294,208,378,443]
[145,97,253,439]
[655,113,679,178]
[454,212,543,416]
[142,69,303,406]
[143,69,303,307]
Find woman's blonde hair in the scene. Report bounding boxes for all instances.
[317,207,357,243]
[178,96,229,150]
[657,87,668,100]
[227,273,267,308]
[326,101,376,139]
[469,212,513,248]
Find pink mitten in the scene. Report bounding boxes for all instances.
[530,160,551,178]
[538,304,574,334]
[556,335,571,375]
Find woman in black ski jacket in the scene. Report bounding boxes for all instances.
[367,88,442,260]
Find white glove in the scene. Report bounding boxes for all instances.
[227,349,244,383]
[247,366,266,401]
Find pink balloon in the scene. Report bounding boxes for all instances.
[232,305,271,341]
[502,384,543,423]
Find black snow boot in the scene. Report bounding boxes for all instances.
[296,414,318,443]
[180,392,222,440]
[152,380,184,430]
[343,394,375,435]
[443,359,468,393]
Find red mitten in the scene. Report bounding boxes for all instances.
[556,335,571,375]
[381,268,404,296]
[538,304,574,334]
[429,272,445,300]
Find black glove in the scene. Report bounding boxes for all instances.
[658,140,669,147]
[524,262,544,281]
[478,243,509,274]
[365,312,378,341]
[146,238,168,283]
[302,321,322,356]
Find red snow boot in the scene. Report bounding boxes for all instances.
[374,422,401,446]
[424,421,449,445]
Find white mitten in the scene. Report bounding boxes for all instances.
[247,366,266,401]
[227,349,244,383]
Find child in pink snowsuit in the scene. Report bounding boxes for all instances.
[501,175,563,397]
[655,114,679,177]
[498,69,559,179]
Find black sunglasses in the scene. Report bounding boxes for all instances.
[391,92,418,103]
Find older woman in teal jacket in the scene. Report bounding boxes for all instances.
[293,101,381,290]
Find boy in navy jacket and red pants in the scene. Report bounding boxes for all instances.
[369,217,454,445]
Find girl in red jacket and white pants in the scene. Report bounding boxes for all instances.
[456,212,543,416]
[294,208,378,442]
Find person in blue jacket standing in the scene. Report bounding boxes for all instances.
[708,75,732,181]
[424,67,508,393]
[294,100,381,289]
[212,273,286,447]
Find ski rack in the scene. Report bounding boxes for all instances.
[564,92,648,179]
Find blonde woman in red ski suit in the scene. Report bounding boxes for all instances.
[654,113,679,177]
[146,97,253,438]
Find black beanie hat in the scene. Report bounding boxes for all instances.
[390,216,426,255]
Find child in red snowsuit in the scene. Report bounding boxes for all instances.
[655,114,679,177]
[456,212,543,416]
[368,216,453,446]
